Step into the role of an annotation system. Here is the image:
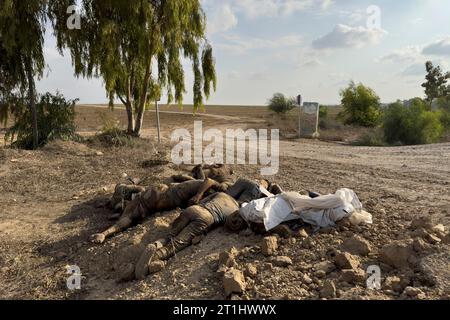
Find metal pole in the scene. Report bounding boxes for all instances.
[155,100,161,144]
[297,95,302,138]
[315,104,320,137]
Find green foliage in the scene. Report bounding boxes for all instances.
[339,81,382,127]
[436,96,450,129]
[318,105,330,129]
[353,129,386,146]
[383,98,444,145]
[319,105,329,119]
[421,61,450,106]
[268,93,296,115]
[0,0,48,149]
[5,92,79,149]
[50,0,217,135]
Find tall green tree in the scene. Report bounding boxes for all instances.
[0,0,48,149]
[50,0,217,136]
[339,81,381,127]
[421,61,450,107]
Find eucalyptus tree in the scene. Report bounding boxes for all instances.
[0,0,48,149]
[50,0,217,136]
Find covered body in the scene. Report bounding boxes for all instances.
[239,188,372,231]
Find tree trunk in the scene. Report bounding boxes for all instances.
[26,60,38,149]
[126,103,135,134]
[134,60,153,137]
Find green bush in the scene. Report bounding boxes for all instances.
[5,92,79,149]
[318,105,329,129]
[268,93,296,115]
[339,81,382,127]
[436,96,450,129]
[383,98,444,145]
[353,128,386,146]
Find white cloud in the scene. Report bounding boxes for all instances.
[379,46,422,64]
[320,0,334,10]
[203,0,331,22]
[422,37,450,56]
[401,62,426,76]
[312,24,386,50]
[207,3,238,34]
[218,34,303,54]
[401,59,449,77]
[235,0,313,18]
[301,59,323,68]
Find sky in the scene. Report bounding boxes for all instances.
[37,0,450,105]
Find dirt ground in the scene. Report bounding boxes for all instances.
[0,105,449,300]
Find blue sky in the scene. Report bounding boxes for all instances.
[37,0,450,105]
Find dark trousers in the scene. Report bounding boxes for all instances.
[226,178,261,204]
[154,206,214,261]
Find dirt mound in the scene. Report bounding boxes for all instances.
[42,139,100,157]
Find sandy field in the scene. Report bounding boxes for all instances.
[0,104,449,300]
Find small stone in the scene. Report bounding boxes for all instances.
[383,276,405,293]
[340,268,365,284]
[244,264,258,278]
[263,263,274,271]
[302,274,313,284]
[424,233,441,245]
[271,256,293,268]
[334,252,360,270]
[302,237,315,249]
[432,224,445,234]
[223,269,246,296]
[261,236,278,256]
[218,247,239,268]
[320,280,336,299]
[380,241,414,269]
[96,151,104,156]
[404,286,424,297]
[314,261,336,274]
[121,173,128,178]
[342,235,372,256]
[297,229,309,238]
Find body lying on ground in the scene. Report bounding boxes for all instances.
[123,178,285,281]
[225,188,373,235]
[172,164,233,186]
[90,165,234,244]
